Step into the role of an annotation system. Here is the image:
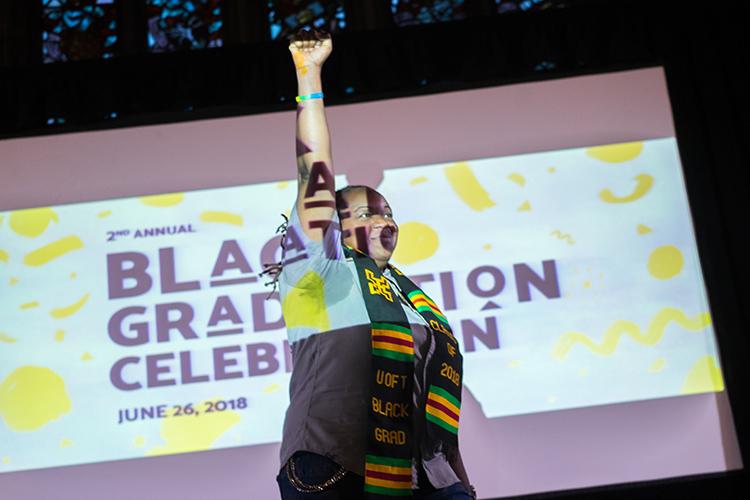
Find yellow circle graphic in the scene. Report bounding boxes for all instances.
[0,366,72,431]
[9,208,59,238]
[647,245,684,280]
[392,222,439,265]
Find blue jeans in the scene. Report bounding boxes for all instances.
[277,452,473,499]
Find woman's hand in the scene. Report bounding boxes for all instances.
[288,28,332,73]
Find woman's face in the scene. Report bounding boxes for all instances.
[339,187,398,266]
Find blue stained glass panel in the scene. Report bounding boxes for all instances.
[146,0,224,53]
[41,0,117,63]
[267,1,346,41]
[390,0,467,27]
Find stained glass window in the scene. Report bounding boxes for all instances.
[146,0,223,53]
[42,0,118,63]
[496,0,569,14]
[390,0,467,27]
[267,1,346,41]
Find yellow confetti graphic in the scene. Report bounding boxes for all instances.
[578,368,589,376]
[97,210,112,218]
[282,271,330,332]
[547,167,556,173]
[9,277,19,285]
[583,281,591,289]
[0,332,17,344]
[517,201,531,212]
[55,329,65,342]
[60,438,73,449]
[147,399,241,456]
[547,395,558,404]
[0,249,8,263]
[550,230,574,245]
[9,207,59,238]
[599,174,653,203]
[637,224,652,235]
[507,360,522,368]
[277,181,290,190]
[263,383,281,394]
[649,358,666,373]
[681,355,724,394]
[410,176,428,186]
[553,307,712,360]
[140,193,184,207]
[200,211,244,226]
[482,244,492,251]
[50,293,90,319]
[1,456,9,465]
[0,214,3,226]
[392,222,439,265]
[507,173,525,187]
[81,352,93,361]
[586,141,644,163]
[20,301,39,310]
[648,245,684,280]
[444,162,495,211]
[24,236,84,266]
[70,272,77,279]
[0,366,72,431]
[134,435,146,448]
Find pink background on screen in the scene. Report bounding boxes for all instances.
[0,67,742,499]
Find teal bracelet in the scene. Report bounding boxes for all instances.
[295,92,324,103]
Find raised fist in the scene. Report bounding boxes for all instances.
[288,28,332,71]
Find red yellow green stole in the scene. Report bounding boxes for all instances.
[345,247,463,498]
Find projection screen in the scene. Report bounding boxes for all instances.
[0,67,742,499]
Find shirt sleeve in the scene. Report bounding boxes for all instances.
[279,204,344,289]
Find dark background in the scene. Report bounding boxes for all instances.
[1,1,749,498]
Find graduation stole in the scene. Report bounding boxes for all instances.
[344,247,463,498]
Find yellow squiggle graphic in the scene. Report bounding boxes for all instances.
[682,355,724,394]
[550,230,575,245]
[97,210,112,218]
[444,162,495,211]
[507,173,525,187]
[140,193,184,207]
[200,211,244,226]
[586,141,644,163]
[9,277,19,286]
[277,181,290,190]
[24,236,84,266]
[553,307,712,360]
[60,438,73,448]
[637,224,652,235]
[599,174,653,203]
[0,332,17,344]
[264,383,281,394]
[20,301,39,310]
[81,352,94,361]
[55,329,65,342]
[9,208,59,238]
[0,249,8,263]
[50,293,90,319]
[517,201,531,212]
[410,176,428,186]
